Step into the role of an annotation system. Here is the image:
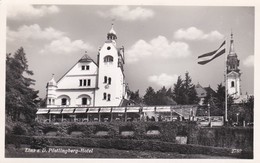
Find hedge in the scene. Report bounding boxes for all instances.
[5,135,253,158]
[11,121,253,150]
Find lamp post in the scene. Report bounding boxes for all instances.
[236,113,239,124]
[208,103,211,126]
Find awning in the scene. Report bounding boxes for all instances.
[142,106,155,112]
[87,107,99,113]
[36,108,49,114]
[112,107,125,113]
[74,108,87,113]
[156,106,171,112]
[99,107,111,113]
[126,107,140,113]
[62,108,75,114]
[49,108,62,114]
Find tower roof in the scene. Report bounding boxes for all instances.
[47,74,57,87]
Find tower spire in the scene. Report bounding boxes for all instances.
[229,31,235,55]
[107,23,117,42]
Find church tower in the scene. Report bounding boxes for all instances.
[226,32,241,98]
[95,24,126,106]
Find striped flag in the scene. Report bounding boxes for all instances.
[198,41,226,65]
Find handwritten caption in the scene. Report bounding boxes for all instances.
[25,147,94,154]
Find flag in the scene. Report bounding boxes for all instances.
[198,41,226,65]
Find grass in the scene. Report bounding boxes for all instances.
[5,144,235,159]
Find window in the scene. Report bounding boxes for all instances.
[108,77,111,85]
[103,93,107,100]
[82,98,87,105]
[83,79,86,86]
[87,79,91,86]
[81,65,85,70]
[79,79,83,86]
[48,99,51,104]
[104,55,113,62]
[231,81,235,87]
[107,46,111,50]
[104,76,107,83]
[107,94,111,101]
[81,65,90,70]
[52,99,55,104]
[61,98,67,105]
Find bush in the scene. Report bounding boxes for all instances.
[12,125,27,135]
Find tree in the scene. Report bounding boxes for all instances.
[173,72,198,105]
[6,47,39,123]
[143,86,156,105]
[129,89,142,104]
[183,72,199,104]
[173,76,185,104]
[208,83,234,116]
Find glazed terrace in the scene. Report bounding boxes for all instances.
[36,105,198,123]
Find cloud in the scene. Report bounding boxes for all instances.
[148,73,178,87]
[174,27,224,41]
[8,24,93,55]
[40,37,94,54]
[7,24,64,42]
[126,35,191,63]
[7,4,60,20]
[97,6,154,21]
[243,55,254,67]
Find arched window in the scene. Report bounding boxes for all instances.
[231,81,235,87]
[104,55,113,62]
[108,77,111,85]
[104,76,107,83]
[103,93,107,100]
[61,98,67,105]
[58,95,70,106]
[107,94,111,101]
[82,97,87,105]
[77,94,91,106]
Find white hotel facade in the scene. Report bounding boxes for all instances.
[46,25,128,108]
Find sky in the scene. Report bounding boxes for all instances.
[6,4,254,98]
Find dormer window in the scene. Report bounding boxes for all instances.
[81,65,90,70]
[104,55,113,62]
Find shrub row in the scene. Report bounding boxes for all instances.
[27,121,197,143]
[10,121,253,150]
[5,135,253,158]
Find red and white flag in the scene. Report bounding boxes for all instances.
[198,41,226,65]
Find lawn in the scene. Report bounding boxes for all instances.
[5,144,235,159]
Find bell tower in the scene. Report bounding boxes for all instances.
[95,24,126,106]
[226,32,241,97]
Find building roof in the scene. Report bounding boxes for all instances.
[195,83,216,98]
[195,83,207,98]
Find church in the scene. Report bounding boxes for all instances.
[46,25,128,108]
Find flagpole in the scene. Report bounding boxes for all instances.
[225,36,228,123]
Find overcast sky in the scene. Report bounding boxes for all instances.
[6,4,254,98]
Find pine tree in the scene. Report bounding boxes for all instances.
[6,47,39,123]
[129,89,142,104]
[173,76,185,104]
[143,86,156,105]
